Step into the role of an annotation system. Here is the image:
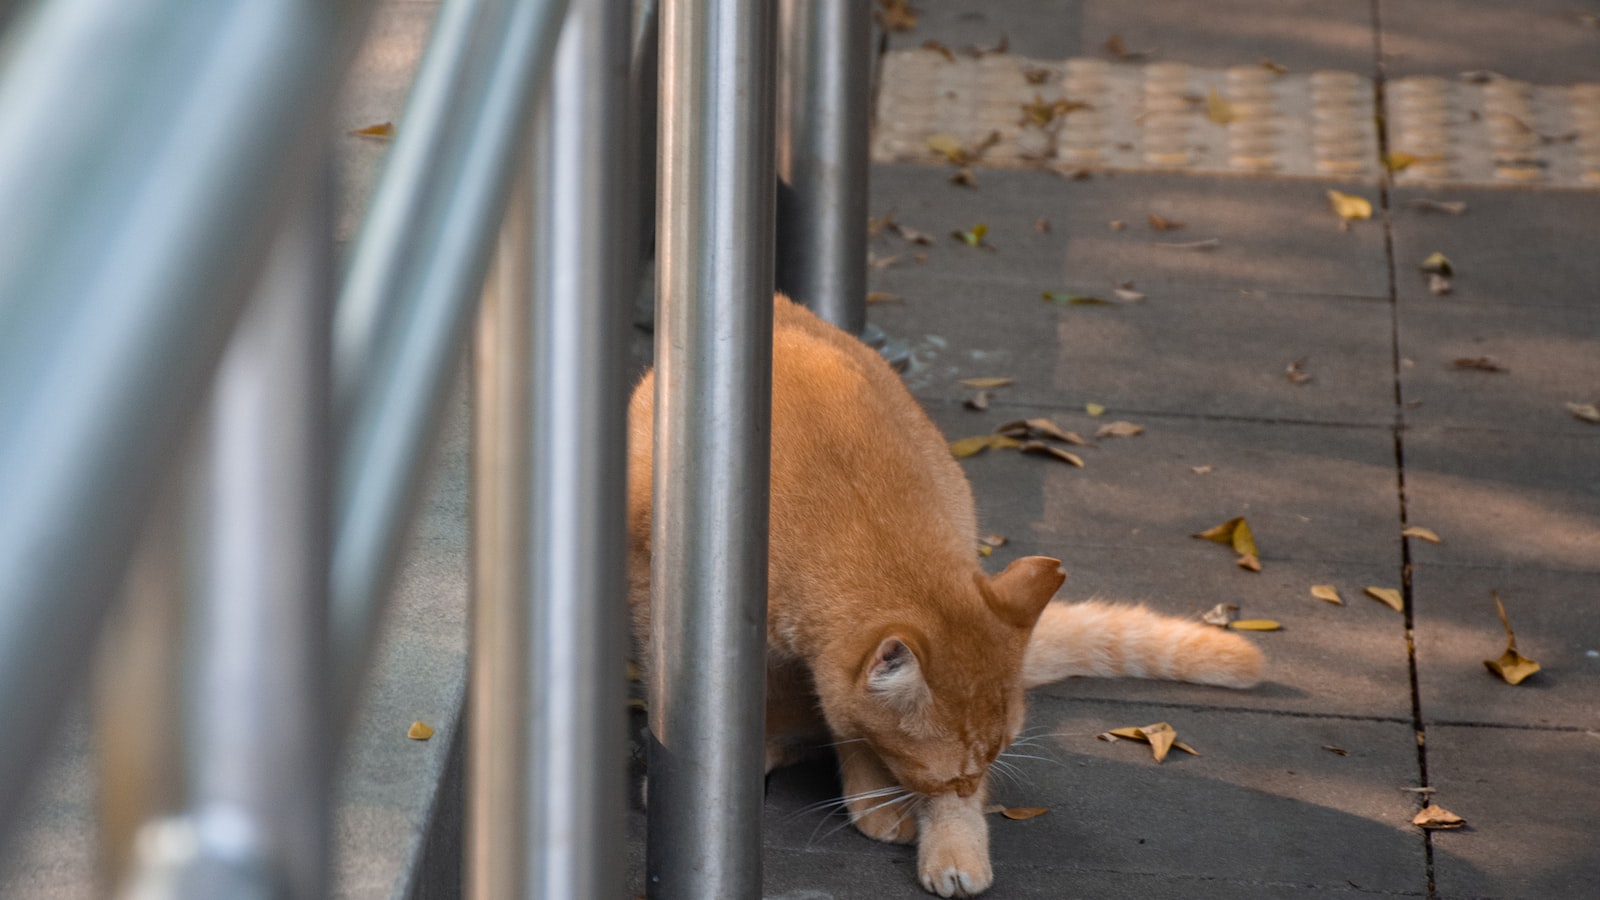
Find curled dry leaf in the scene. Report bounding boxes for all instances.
[1413,804,1466,830]
[953,223,990,247]
[1201,603,1240,627]
[407,721,434,741]
[960,376,1015,389]
[900,226,936,245]
[927,133,966,164]
[1384,151,1445,172]
[964,390,992,412]
[1403,526,1443,543]
[1564,401,1600,423]
[1000,806,1050,821]
[1193,517,1261,572]
[876,0,917,32]
[1323,745,1350,756]
[1364,586,1404,612]
[1148,212,1185,231]
[1018,439,1085,467]
[1286,358,1312,384]
[1229,619,1281,631]
[1102,722,1197,763]
[980,533,1009,548]
[1484,590,1541,685]
[921,39,956,62]
[350,122,395,140]
[627,697,647,711]
[1420,252,1455,276]
[1094,420,1144,439]
[1260,57,1289,75]
[950,434,1022,458]
[1205,87,1235,125]
[1311,584,1344,605]
[949,167,978,187]
[1327,190,1373,222]
[996,418,1089,446]
[1451,357,1506,373]
[1019,94,1090,128]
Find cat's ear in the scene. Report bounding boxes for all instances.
[864,636,931,712]
[987,556,1064,629]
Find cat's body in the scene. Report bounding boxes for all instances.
[627,295,1262,897]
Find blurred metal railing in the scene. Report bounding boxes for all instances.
[0,0,874,895]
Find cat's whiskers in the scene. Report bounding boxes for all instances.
[784,784,905,821]
[998,749,1065,768]
[811,790,919,845]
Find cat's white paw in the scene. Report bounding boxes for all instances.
[916,850,992,898]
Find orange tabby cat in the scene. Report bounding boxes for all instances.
[626,295,1263,897]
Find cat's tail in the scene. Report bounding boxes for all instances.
[1022,600,1263,690]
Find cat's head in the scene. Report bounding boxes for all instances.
[835,556,1064,797]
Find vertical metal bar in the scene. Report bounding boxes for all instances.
[650,0,775,896]
[631,0,660,262]
[524,0,634,894]
[465,149,534,900]
[183,165,333,900]
[775,0,871,335]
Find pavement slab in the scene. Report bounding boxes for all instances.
[1376,0,1600,84]
[1424,724,1600,898]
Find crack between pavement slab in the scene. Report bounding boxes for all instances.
[1032,693,1413,726]
[1371,4,1437,897]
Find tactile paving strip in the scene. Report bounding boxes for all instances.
[873,49,1600,188]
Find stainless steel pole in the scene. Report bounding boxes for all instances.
[181,167,334,900]
[466,158,534,900]
[650,0,776,896]
[522,0,635,894]
[775,0,871,336]
[0,0,367,853]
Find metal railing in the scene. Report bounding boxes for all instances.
[0,0,874,895]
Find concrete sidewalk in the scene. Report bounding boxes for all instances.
[711,2,1600,898]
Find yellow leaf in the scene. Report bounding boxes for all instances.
[1104,722,1185,763]
[1205,87,1235,124]
[1000,806,1050,820]
[995,418,1088,445]
[1420,252,1454,276]
[350,121,395,139]
[865,291,900,305]
[950,434,1020,458]
[1384,151,1444,172]
[1094,420,1145,439]
[407,721,434,741]
[1173,740,1200,757]
[960,376,1014,389]
[926,133,966,164]
[953,223,990,246]
[1412,804,1466,830]
[1327,190,1373,222]
[1193,517,1260,569]
[1484,590,1541,685]
[627,697,647,711]
[1364,586,1404,612]
[1228,619,1281,631]
[1311,584,1344,605]
[1403,526,1442,543]
[1085,402,1106,417]
[977,544,993,557]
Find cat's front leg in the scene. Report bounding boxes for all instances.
[836,742,919,844]
[915,786,992,898]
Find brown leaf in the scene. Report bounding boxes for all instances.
[1484,590,1541,685]
[898,225,936,246]
[1017,439,1085,467]
[1201,603,1239,627]
[865,291,901,305]
[960,376,1014,389]
[995,418,1089,445]
[1193,517,1261,569]
[1260,57,1289,75]
[1402,526,1442,543]
[1413,804,1466,830]
[868,252,903,270]
[1094,420,1144,439]
[1034,217,1052,233]
[876,0,917,32]
[1364,586,1404,612]
[921,39,956,62]
[1311,584,1344,605]
[1451,357,1506,373]
[1323,745,1350,756]
[1228,618,1280,631]
[1564,401,1600,423]
[1384,151,1445,172]
[1286,358,1312,384]
[1042,291,1113,306]
[949,167,978,187]
[1000,806,1050,821]
[351,121,395,139]
[407,721,434,741]
[963,390,991,412]
[1148,212,1185,231]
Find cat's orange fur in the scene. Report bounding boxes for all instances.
[627,295,1263,897]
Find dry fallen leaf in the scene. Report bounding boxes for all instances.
[960,376,1015,389]
[1201,603,1240,627]
[950,434,1021,458]
[921,39,956,62]
[1085,402,1107,417]
[1113,286,1147,303]
[927,133,967,164]
[876,0,917,32]
[996,418,1089,446]
[1042,291,1113,306]
[1148,212,1186,231]
[1364,586,1404,612]
[1428,273,1453,296]
[1311,584,1344,605]
[1260,58,1289,75]
[1018,439,1085,467]
[1103,722,1197,763]
[1019,94,1090,128]
[953,223,990,247]
[627,697,647,711]
[1451,357,1506,373]
[1103,34,1148,61]
[1193,517,1261,572]
[1413,804,1466,830]
[977,544,992,558]
[1285,358,1312,384]
[865,291,901,305]
[1034,217,1052,233]
[1420,252,1454,276]
[407,721,434,741]
[1205,87,1235,125]
[1229,619,1282,631]
[980,533,1008,548]
[1327,190,1373,222]
[1402,526,1442,543]
[1108,219,1127,231]
[1384,151,1445,172]
[1000,806,1050,821]
[964,390,992,412]
[1484,590,1541,685]
[1323,745,1350,756]
[899,225,936,246]
[1564,401,1600,423]
[1190,464,1214,475]
[949,167,978,187]
[1094,420,1144,439]
[350,121,395,139]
